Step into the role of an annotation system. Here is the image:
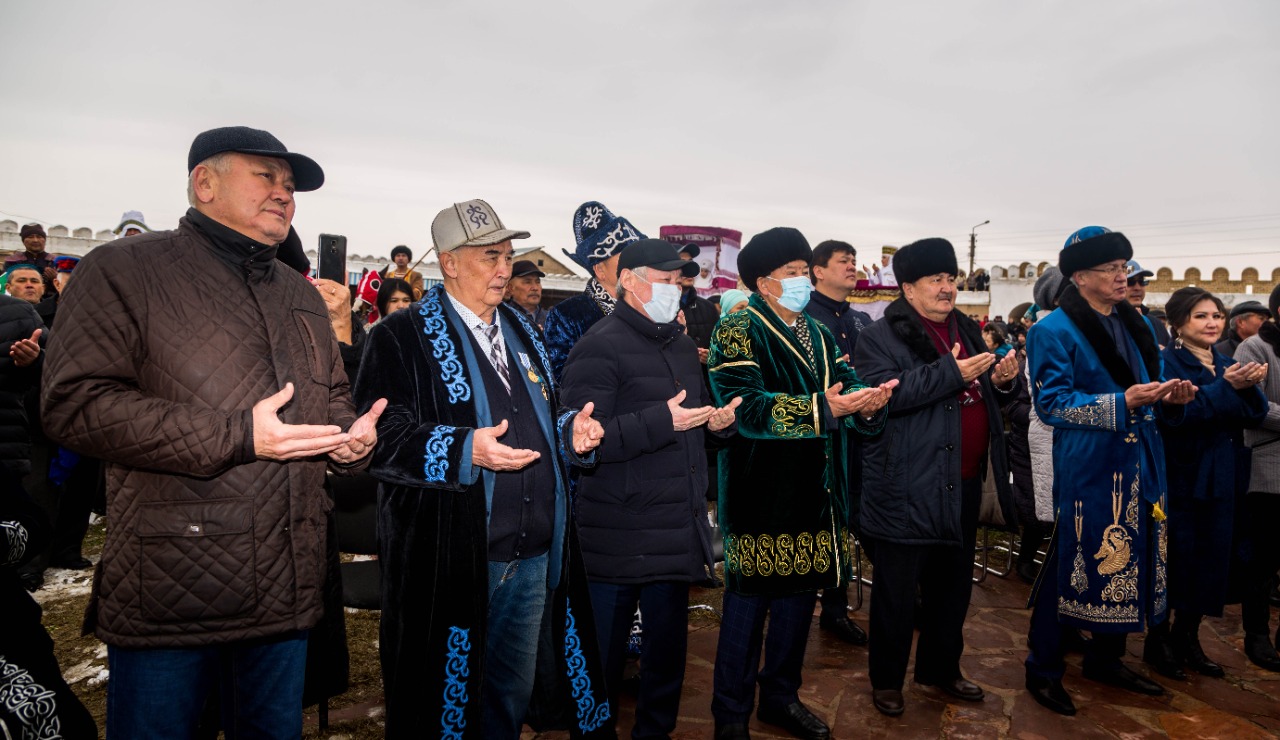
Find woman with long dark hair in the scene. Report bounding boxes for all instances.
[1145,287,1268,680]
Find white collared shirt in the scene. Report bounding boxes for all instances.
[445,291,506,374]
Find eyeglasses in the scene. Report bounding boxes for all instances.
[1085,264,1128,277]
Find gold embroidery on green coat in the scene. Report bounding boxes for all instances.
[770,394,816,438]
[712,312,752,361]
[724,530,834,577]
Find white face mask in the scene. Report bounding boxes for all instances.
[637,277,681,323]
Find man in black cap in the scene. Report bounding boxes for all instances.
[42,125,386,738]
[504,258,548,328]
[1125,260,1170,347]
[854,238,1020,717]
[1216,300,1271,358]
[708,227,895,740]
[380,245,424,300]
[561,238,739,738]
[674,243,719,361]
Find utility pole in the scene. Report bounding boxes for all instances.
[969,220,989,288]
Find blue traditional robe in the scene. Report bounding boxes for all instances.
[545,291,608,385]
[1029,285,1175,633]
[1158,343,1267,615]
[353,284,611,738]
[708,293,883,596]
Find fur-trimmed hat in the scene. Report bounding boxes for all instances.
[892,238,958,286]
[737,227,812,293]
[1059,226,1133,276]
[19,223,44,239]
[566,201,646,270]
[114,210,151,235]
[390,245,412,261]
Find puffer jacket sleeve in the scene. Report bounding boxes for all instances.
[42,249,255,476]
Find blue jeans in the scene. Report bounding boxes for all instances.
[106,630,308,740]
[484,553,549,739]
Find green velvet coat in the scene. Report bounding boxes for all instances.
[708,293,884,596]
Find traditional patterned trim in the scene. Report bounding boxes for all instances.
[1058,597,1139,624]
[724,530,834,577]
[711,311,752,361]
[709,360,759,372]
[440,626,470,739]
[769,394,816,438]
[1049,393,1117,431]
[0,656,60,739]
[1,520,28,564]
[507,306,555,392]
[747,307,812,372]
[564,600,610,732]
[421,288,471,405]
[424,426,457,483]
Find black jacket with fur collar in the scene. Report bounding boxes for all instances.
[853,298,1019,545]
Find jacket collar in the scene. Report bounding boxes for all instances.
[807,289,847,316]
[883,296,983,362]
[185,208,278,284]
[1057,282,1161,388]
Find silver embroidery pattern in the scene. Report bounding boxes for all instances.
[2,520,29,564]
[588,222,640,262]
[0,657,61,739]
[1050,393,1116,431]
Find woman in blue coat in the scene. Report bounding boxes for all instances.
[1146,287,1268,680]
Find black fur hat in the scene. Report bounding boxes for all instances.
[893,238,958,286]
[1058,226,1133,277]
[738,227,812,293]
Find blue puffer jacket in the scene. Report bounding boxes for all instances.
[560,300,718,583]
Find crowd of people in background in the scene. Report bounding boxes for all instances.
[2,125,1279,740]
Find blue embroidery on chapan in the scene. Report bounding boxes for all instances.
[424,426,456,483]
[421,288,471,404]
[441,626,471,739]
[508,307,555,392]
[564,600,610,732]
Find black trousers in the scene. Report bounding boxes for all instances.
[1025,531,1126,679]
[867,478,980,690]
[1241,492,1280,636]
[711,590,817,724]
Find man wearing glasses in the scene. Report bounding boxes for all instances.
[1125,260,1170,347]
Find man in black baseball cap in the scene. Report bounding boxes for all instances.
[504,258,548,327]
[188,125,324,192]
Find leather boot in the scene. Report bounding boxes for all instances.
[1171,615,1224,678]
[1142,621,1186,681]
[1244,633,1280,672]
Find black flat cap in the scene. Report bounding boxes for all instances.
[512,259,545,278]
[1228,300,1270,320]
[618,239,699,277]
[188,126,325,192]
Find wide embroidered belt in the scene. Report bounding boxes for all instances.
[723,527,849,578]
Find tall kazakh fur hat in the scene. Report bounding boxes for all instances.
[738,227,812,293]
[566,201,646,270]
[1058,225,1133,276]
[892,238,959,286]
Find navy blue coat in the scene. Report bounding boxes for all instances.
[1158,343,1267,615]
[560,300,717,584]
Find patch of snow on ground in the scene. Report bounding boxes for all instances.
[29,562,96,605]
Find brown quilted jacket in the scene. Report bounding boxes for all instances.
[41,216,358,647]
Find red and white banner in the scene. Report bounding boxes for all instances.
[659,225,743,297]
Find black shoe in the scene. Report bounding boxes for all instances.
[1173,632,1224,678]
[19,572,43,592]
[757,701,830,739]
[1063,628,1091,654]
[872,689,904,717]
[1082,663,1165,696]
[715,722,751,740]
[819,614,868,646]
[1244,633,1280,672]
[1025,675,1076,716]
[50,556,93,570]
[918,677,984,702]
[1143,634,1187,681]
[1016,560,1039,584]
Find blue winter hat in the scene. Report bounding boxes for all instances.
[565,201,646,270]
[1058,225,1133,276]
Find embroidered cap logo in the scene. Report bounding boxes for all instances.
[466,203,490,230]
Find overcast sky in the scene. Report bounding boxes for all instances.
[2,1,1276,276]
